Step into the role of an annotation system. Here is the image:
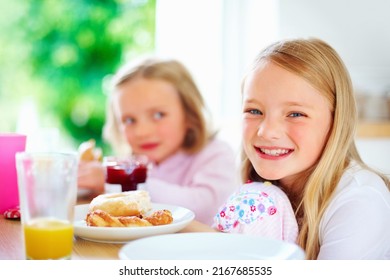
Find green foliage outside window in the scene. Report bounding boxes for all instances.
[0,0,155,154]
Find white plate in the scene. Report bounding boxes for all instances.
[119,232,305,260]
[73,203,195,243]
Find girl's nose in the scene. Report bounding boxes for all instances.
[133,121,154,137]
[257,117,282,140]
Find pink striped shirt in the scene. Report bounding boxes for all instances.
[142,138,239,225]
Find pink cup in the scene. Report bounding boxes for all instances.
[0,133,27,214]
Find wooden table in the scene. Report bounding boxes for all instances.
[0,194,205,260]
[0,194,123,260]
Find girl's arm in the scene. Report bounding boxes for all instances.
[142,139,239,225]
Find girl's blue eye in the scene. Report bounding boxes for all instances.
[153,112,164,120]
[124,117,134,125]
[247,109,262,115]
[289,112,304,117]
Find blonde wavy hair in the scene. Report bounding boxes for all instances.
[240,38,390,259]
[102,57,213,155]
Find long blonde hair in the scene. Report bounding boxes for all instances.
[241,38,390,259]
[103,57,213,155]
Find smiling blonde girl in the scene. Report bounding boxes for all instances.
[240,38,390,259]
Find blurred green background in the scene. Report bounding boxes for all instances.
[0,0,156,154]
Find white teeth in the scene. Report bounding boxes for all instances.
[260,148,289,156]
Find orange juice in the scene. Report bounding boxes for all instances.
[23,218,74,260]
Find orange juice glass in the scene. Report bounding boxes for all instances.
[16,152,78,260]
[24,218,74,260]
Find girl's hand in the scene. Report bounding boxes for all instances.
[77,160,105,194]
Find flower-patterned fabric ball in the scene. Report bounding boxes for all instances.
[213,181,299,243]
[215,181,278,232]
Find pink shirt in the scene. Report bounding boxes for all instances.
[142,138,239,225]
[214,181,298,244]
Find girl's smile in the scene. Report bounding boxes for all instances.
[139,142,160,151]
[255,146,294,160]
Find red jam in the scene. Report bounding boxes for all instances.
[106,164,148,192]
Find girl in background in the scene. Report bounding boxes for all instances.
[78,57,238,225]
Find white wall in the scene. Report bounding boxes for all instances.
[356,139,390,174]
[278,0,390,95]
[155,0,224,117]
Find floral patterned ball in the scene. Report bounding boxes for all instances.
[215,181,278,232]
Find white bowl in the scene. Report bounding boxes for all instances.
[119,232,305,260]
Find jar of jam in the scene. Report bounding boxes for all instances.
[103,155,149,192]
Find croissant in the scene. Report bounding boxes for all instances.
[144,209,174,226]
[86,209,173,227]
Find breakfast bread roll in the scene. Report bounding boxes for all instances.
[88,190,152,217]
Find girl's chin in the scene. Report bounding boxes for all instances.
[261,176,281,182]
[147,155,163,165]
[256,170,283,181]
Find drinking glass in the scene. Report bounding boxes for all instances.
[15,152,78,260]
